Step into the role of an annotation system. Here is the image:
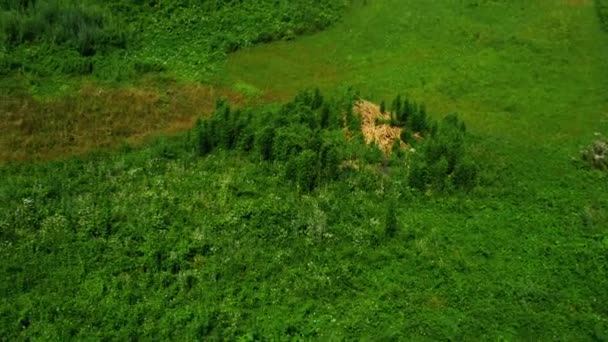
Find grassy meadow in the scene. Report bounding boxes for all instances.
[1,0,608,340]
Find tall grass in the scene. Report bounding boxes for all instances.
[1,0,127,54]
[0,0,347,80]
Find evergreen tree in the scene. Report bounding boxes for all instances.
[320,104,331,129]
[311,87,324,109]
[296,150,319,192]
[197,121,212,156]
[380,100,386,114]
[400,98,411,125]
[391,95,402,125]
[320,143,341,182]
[345,105,360,132]
[257,126,275,161]
[400,128,414,145]
[385,201,398,238]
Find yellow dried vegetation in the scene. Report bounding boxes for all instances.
[354,100,406,155]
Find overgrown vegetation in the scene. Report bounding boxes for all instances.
[2,0,608,339]
[194,90,478,193]
[0,89,484,339]
[2,88,607,340]
[0,0,347,84]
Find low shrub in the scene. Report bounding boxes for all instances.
[581,138,608,171]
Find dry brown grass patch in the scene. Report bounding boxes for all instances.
[354,100,405,155]
[0,83,244,162]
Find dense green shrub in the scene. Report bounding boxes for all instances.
[408,114,478,192]
[384,201,398,238]
[193,89,477,195]
[387,94,430,135]
[133,59,166,74]
[191,89,365,192]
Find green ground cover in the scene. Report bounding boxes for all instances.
[0,0,347,94]
[1,0,608,340]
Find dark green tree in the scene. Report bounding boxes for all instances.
[320,104,331,129]
[257,126,275,161]
[296,150,319,192]
[391,95,402,125]
[400,128,415,146]
[385,201,398,238]
[311,87,324,109]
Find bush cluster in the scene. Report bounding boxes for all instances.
[193,89,479,194]
[192,89,356,192]
[382,94,436,145]
[1,0,127,55]
[0,0,347,78]
[408,114,478,192]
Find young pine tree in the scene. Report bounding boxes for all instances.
[400,98,411,125]
[311,88,324,110]
[257,126,275,161]
[385,201,398,238]
[296,150,319,192]
[320,104,331,129]
[391,95,402,125]
[197,121,213,156]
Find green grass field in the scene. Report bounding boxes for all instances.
[2,0,608,340]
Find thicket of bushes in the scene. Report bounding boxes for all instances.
[1,0,127,54]
[192,90,479,193]
[192,89,356,192]
[0,0,347,78]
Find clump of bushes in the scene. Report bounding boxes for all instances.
[1,0,127,55]
[581,137,608,171]
[379,93,477,192]
[193,89,479,194]
[408,114,478,192]
[1,0,347,79]
[191,88,358,192]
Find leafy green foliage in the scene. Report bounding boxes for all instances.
[2,0,608,340]
[0,0,347,83]
[408,114,478,192]
[384,200,398,238]
[1,85,607,340]
[386,94,430,136]
[192,89,361,192]
[1,1,127,55]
